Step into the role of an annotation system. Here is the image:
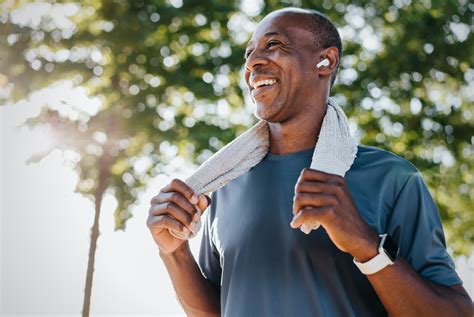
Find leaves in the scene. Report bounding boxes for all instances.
[1,0,472,254]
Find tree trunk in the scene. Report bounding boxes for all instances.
[82,154,111,317]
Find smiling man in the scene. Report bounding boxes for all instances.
[147,8,472,316]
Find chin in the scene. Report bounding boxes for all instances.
[254,101,285,123]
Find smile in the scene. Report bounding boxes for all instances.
[251,80,278,100]
[252,79,277,90]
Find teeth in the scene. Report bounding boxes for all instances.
[253,79,276,89]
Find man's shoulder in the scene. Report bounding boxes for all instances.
[353,144,420,183]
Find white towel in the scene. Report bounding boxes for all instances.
[170,97,358,239]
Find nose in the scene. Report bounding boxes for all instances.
[244,48,269,72]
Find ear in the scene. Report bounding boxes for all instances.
[316,47,339,78]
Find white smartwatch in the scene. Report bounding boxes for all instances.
[353,234,399,275]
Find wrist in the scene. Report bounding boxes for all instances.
[159,242,190,260]
[351,232,380,263]
[353,233,400,275]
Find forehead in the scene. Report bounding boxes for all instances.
[248,12,314,45]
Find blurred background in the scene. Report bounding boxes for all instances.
[1,0,473,315]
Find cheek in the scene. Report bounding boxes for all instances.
[244,72,250,86]
[292,67,314,91]
[304,66,316,80]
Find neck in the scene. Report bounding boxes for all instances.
[268,96,328,155]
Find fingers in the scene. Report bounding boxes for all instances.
[293,169,346,217]
[156,179,198,204]
[150,202,193,229]
[292,192,337,215]
[295,181,344,194]
[147,214,190,235]
[148,179,201,232]
[149,192,211,220]
[148,179,213,234]
[297,168,344,185]
[290,206,333,229]
[295,181,346,205]
[152,191,197,218]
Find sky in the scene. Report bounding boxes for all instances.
[0,98,205,316]
[1,93,473,316]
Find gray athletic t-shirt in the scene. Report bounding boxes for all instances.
[198,145,461,317]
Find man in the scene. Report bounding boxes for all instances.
[147,8,472,316]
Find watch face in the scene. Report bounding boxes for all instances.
[383,235,399,262]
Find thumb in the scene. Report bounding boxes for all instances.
[188,194,211,236]
[196,194,212,214]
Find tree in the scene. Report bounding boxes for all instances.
[1,0,472,315]
[2,0,248,314]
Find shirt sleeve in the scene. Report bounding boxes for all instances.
[198,192,222,291]
[385,171,462,287]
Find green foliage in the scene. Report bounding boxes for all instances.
[1,0,472,255]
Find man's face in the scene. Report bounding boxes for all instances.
[244,12,318,122]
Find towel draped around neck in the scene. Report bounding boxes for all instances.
[169,97,358,239]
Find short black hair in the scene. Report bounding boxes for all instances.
[272,8,343,87]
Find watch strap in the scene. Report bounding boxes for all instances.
[353,251,393,275]
[353,234,395,275]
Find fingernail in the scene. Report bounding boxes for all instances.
[190,195,199,204]
[290,220,296,228]
[182,227,190,234]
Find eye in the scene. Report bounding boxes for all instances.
[244,40,281,59]
[244,49,253,59]
[267,40,281,48]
